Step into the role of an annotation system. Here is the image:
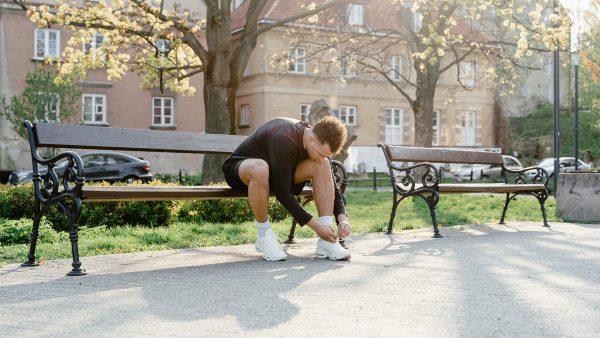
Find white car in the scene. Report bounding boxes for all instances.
[453,163,491,181]
[527,157,591,178]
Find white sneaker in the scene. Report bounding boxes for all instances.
[255,229,287,261]
[316,238,351,260]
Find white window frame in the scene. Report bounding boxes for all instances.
[83,33,105,62]
[432,109,441,146]
[300,104,311,122]
[459,61,476,88]
[288,47,307,74]
[239,104,250,127]
[82,94,107,125]
[152,97,174,127]
[339,105,357,126]
[412,12,423,32]
[385,108,403,145]
[460,111,477,146]
[388,55,403,81]
[34,29,60,60]
[348,4,364,26]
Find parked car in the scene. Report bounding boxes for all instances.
[527,157,592,178]
[453,163,491,181]
[481,155,523,179]
[8,151,153,184]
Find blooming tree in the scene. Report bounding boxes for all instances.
[276,0,571,147]
[17,0,350,182]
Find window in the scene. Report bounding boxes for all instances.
[459,61,476,88]
[288,47,306,74]
[83,34,105,62]
[300,104,310,122]
[82,94,107,124]
[339,105,357,126]
[340,51,357,79]
[412,12,423,32]
[239,104,250,127]
[348,4,364,26]
[432,109,441,146]
[34,29,60,60]
[459,111,476,145]
[385,108,403,145]
[152,97,174,126]
[388,55,403,81]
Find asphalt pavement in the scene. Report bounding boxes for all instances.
[1,221,599,337]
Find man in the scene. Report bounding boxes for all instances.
[222,116,351,261]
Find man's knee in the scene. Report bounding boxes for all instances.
[241,159,270,185]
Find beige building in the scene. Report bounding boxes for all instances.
[0,0,206,174]
[232,1,498,170]
[2,0,503,176]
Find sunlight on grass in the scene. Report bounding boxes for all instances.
[0,191,560,264]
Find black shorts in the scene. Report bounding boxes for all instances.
[222,158,307,195]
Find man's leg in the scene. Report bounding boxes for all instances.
[295,158,350,260]
[238,159,270,223]
[295,157,334,216]
[237,159,287,261]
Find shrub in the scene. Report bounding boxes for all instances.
[178,198,289,223]
[0,183,35,219]
[0,218,64,245]
[0,182,175,230]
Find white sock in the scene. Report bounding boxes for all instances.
[319,215,334,225]
[256,220,271,237]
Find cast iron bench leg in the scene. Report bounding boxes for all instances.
[21,199,42,268]
[67,199,86,276]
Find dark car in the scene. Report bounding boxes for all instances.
[9,151,153,184]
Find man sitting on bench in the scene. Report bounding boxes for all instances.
[222,116,351,261]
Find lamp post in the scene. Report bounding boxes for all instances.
[573,52,580,171]
[553,49,560,196]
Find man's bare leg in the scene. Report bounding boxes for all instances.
[238,159,286,261]
[238,159,270,223]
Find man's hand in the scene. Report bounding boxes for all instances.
[337,214,351,239]
[337,221,351,239]
[307,219,337,242]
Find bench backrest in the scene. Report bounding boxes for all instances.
[380,144,504,165]
[31,122,247,154]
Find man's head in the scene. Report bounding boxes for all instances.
[311,116,347,155]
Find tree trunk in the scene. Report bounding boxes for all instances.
[412,61,440,147]
[201,75,233,183]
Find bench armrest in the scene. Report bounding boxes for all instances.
[24,121,85,203]
[388,162,439,194]
[502,165,549,186]
[330,159,348,195]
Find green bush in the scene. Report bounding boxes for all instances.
[178,198,289,223]
[0,218,64,245]
[0,183,174,230]
[0,183,35,219]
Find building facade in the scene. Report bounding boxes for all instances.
[0,0,206,173]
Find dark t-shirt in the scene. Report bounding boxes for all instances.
[223,117,345,226]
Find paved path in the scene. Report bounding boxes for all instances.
[1,221,599,337]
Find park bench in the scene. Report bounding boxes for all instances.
[378,144,550,238]
[20,120,347,276]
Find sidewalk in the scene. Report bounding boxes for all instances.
[1,221,599,337]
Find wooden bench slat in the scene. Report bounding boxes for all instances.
[437,183,545,193]
[81,185,313,202]
[34,123,247,154]
[386,145,504,165]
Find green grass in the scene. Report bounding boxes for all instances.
[0,191,560,265]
